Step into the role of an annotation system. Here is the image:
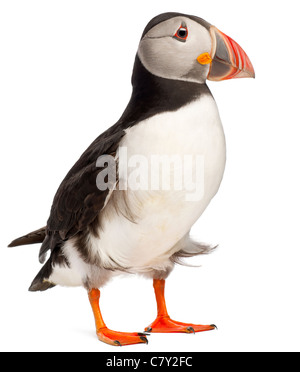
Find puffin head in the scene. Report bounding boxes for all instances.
[137,12,255,84]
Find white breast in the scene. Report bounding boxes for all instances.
[91,94,226,271]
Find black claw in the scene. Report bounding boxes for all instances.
[210,324,218,330]
[138,332,150,336]
[114,340,122,346]
[186,326,195,334]
[145,327,152,332]
[140,336,148,344]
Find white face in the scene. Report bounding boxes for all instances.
[138,16,212,84]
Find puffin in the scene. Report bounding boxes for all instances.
[8,12,254,346]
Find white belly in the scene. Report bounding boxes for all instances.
[92,94,226,271]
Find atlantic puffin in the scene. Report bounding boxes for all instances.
[8,12,254,346]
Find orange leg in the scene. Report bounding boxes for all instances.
[88,288,148,346]
[145,279,216,333]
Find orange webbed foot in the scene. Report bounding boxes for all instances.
[96,327,149,346]
[146,279,217,334]
[88,288,149,346]
[145,315,216,333]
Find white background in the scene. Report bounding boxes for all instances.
[1,0,299,352]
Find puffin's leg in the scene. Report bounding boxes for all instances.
[144,279,216,333]
[88,288,148,346]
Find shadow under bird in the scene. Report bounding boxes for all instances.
[8,12,254,346]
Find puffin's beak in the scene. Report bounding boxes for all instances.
[202,26,255,81]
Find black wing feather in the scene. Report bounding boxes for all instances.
[40,126,125,259]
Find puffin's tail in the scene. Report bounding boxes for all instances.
[8,226,57,292]
[8,227,46,247]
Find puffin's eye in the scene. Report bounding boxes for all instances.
[173,26,188,42]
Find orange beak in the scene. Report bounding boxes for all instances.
[205,26,255,81]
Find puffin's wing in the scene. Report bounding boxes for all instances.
[39,126,125,261]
